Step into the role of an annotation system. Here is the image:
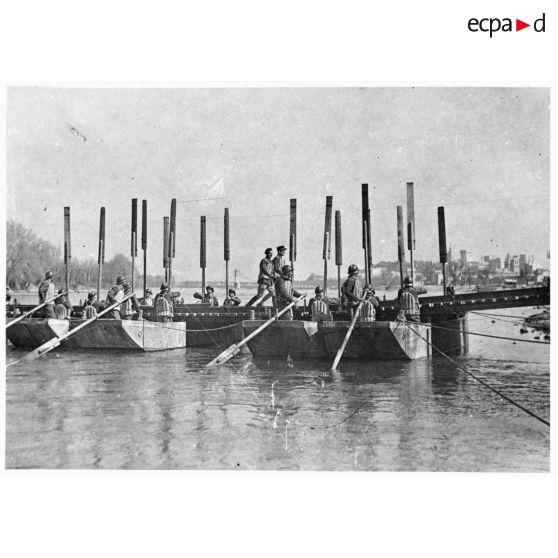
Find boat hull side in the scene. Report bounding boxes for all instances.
[6,319,69,348]
[66,319,187,351]
[320,320,431,361]
[242,320,328,359]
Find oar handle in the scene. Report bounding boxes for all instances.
[6,290,69,329]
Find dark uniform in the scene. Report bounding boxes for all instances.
[38,271,56,319]
[341,265,363,309]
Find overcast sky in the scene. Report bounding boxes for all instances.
[6,87,550,281]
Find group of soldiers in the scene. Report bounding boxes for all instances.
[249,245,426,322]
[32,255,427,323]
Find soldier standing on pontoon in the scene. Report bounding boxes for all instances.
[341,264,363,316]
[38,270,57,319]
[275,265,303,320]
[246,247,277,307]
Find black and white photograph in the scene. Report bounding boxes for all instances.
[4,86,550,471]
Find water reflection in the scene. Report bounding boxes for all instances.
[5,326,550,471]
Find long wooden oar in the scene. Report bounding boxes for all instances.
[6,291,69,329]
[21,292,136,361]
[207,295,306,367]
[330,289,369,372]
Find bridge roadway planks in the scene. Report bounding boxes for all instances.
[378,286,550,318]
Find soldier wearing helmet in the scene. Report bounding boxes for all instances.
[308,285,331,322]
[120,281,141,320]
[38,270,57,318]
[193,285,219,306]
[397,277,427,322]
[275,264,303,320]
[223,289,242,307]
[104,275,126,319]
[82,289,101,319]
[140,288,154,306]
[341,264,364,311]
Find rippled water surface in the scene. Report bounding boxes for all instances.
[5,306,549,471]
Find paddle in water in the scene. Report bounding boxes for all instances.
[207,295,306,367]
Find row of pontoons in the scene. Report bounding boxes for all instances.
[6,299,469,361]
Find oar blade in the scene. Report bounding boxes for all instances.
[207,344,240,367]
[22,337,62,362]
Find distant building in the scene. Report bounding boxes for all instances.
[460,250,467,267]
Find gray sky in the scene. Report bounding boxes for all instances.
[7,87,550,281]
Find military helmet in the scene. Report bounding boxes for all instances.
[145,288,153,295]
[404,277,413,286]
[160,282,169,291]
[116,275,125,285]
[315,286,323,294]
[206,285,214,293]
[45,270,54,279]
[282,265,292,274]
[88,290,97,298]
[348,264,359,275]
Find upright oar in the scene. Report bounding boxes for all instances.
[64,207,71,294]
[407,182,416,284]
[141,200,147,298]
[438,206,448,295]
[200,216,207,293]
[361,185,372,286]
[396,205,405,289]
[290,198,297,281]
[169,198,176,287]
[97,207,105,298]
[163,216,170,283]
[21,292,137,361]
[335,210,342,299]
[323,196,333,293]
[224,208,230,296]
[131,199,138,291]
[330,289,369,372]
[6,291,68,329]
[207,295,306,367]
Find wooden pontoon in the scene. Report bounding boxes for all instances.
[64,319,186,351]
[320,320,431,361]
[6,318,70,349]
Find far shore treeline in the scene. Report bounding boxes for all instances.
[5,220,165,291]
[7,220,536,292]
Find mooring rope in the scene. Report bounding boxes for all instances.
[427,323,549,345]
[405,323,550,427]
[470,310,544,319]
[187,321,243,332]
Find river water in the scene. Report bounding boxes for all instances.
[5,296,550,471]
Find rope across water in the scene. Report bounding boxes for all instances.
[405,323,550,427]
